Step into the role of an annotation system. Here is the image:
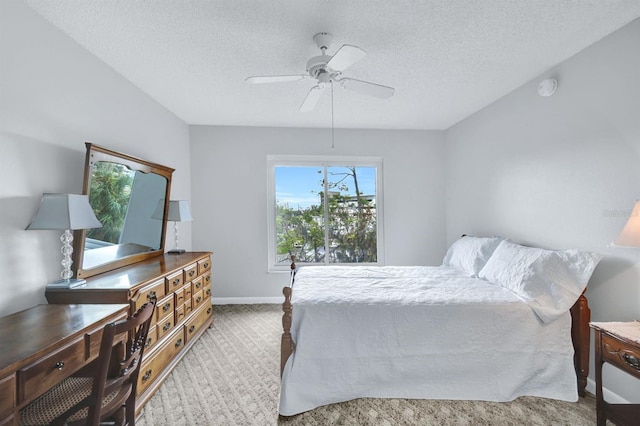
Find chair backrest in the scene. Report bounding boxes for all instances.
[86,301,155,424]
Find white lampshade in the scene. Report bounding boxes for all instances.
[167,200,193,222]
[26,193,102,288]
[613,201,640,247]
[26,193,102,231]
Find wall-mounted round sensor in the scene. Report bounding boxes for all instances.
[538,78,558,97]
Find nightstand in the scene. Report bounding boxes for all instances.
[590,321,640,426]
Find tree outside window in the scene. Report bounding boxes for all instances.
[271,158,382,269]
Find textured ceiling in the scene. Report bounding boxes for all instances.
[22,0,640,130]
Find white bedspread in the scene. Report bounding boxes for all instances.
[279,265,578,416]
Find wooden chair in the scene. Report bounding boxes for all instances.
[20,302,155,426]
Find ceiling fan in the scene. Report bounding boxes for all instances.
[245,32,395,112]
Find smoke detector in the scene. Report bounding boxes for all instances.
[538,78,558,97]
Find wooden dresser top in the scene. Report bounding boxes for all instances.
[0,304,128,375]
[48,252,212,292]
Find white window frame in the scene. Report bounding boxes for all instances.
[267,155,385,272]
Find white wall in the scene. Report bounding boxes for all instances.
[446,19,640,403]
[0,0,192,316]
[190,126,446,301]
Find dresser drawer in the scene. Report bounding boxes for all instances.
[18,338,86,404]
[602,333,640,379]
[203,280,213,299]
[156,313,175,341]
[184,263,198,282]
[192,289,205,311]
[184,299,193,316]
[133,279,166,310]
[175,304,186,324]
[184,283,193,300]
[138,329,185,394]
[165,270,184,293]
[203,270,212,287]
[174,287,185,306]
[144,325,158,353]
[156,293,175,322]
[191,276,204,293]
[197,257,211,275]
[185,304,213,343]
[0,374,15,419]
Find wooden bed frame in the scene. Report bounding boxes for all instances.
[280,256,591,397]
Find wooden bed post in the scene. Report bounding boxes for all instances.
[281,255,296,377]
[570,293,590,397]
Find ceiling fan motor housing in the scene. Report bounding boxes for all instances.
[306,55,334,82]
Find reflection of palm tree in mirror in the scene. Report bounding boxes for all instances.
[86,162,134,244]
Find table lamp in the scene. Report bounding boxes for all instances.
[613,201,640,247]
[166,200,193,254]
[26,193,102,288]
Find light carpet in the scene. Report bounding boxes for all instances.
[137,304,598,425]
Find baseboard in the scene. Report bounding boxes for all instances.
[586,378,630,404]
[212,297,282,305]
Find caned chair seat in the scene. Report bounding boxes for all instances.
[18,302,155,426]
[20,377,123,425]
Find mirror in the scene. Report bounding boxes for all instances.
[73,143,174,279]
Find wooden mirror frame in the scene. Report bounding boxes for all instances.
[73,143,174,279]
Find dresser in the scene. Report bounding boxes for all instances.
[590,321,640,426]
[45,251,213,416]
[0,304,129,425]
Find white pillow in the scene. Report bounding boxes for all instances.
[478,240,602,323]
[442,236,503,277]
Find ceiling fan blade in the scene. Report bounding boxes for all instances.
[299,85,326,112]
[339,78,395,99]
[326,45,366,71]
[245,75,308,84]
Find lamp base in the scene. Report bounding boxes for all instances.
[168,248,186,254]
[47,278,87,289]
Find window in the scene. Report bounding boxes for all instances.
[267,155,384,271]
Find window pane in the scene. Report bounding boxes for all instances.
[326,166,377,263]
[274,166,325,265]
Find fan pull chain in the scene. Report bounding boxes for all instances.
[331,81,335,150]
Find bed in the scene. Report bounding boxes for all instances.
[278,236,601,416]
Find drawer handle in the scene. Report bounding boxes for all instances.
[195,282,202,289]
[175,338,183,348]
[189,270,195,277]
[207,307,212,315]
[196,296,202,303]
[142,369,153,382]
[163,302,171,312]
[189,325,196,333]
[206,288,211,296]
[178,295,183,301]
[173,278,180,287]
[163,322,171,331]
[205,275,211,283]
[145,337,153,348]
[148,291,157,301]
[622,353,640,370]
[54,361,65,371]
[204,262,209,269]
